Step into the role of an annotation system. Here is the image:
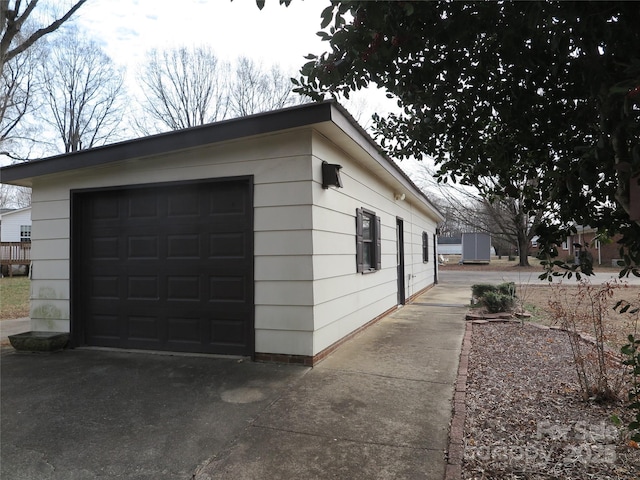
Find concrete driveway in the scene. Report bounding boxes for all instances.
[0,284,471,480]
[0,349,309,479]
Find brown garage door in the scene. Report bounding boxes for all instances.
[72,178,254,355]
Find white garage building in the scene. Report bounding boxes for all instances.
[0,101,443,364]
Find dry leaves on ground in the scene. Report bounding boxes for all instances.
[463,322,640,479]
[515,282,640,350]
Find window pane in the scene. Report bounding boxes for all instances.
[20,225,31,242]
[362,215,372,240]
[363,243,372,268]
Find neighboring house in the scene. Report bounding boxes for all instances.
[531,226,622,266]
[0,101,444,364]
[0,207,32,276]
[0,206,32,242]
[437,236,462,255]
[563,226,622,266]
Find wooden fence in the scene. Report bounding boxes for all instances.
[0,242,31,277]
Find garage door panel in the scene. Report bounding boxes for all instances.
[75,179,254,355]
[127,236,160,259]
[88,314,121,342]
[90,276,120,299]
[209,276,247,302]
[127,191,160,218]
[167,234,201,259]
[167,189,200,217]
[166,275,201,301]
[127,276,160,300]
[167,317,201,343]
[90,195,120,220]
[209,233,246,258]
[90,237,120,260]
[209,317,249,347]
[128,315,160,341]
[208,183,248,214]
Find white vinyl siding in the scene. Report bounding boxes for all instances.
[0,207,31,242]
[28,131,316,352]
[25,121,441,358]
[309,133,438,354]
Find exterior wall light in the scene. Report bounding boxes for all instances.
[322,161,343,189]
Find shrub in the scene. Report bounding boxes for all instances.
[482,291,515,313]
[471,284,497,298]
[548,280,625,402]
[497,282,516,296]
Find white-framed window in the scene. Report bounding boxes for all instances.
[20,225,31,242]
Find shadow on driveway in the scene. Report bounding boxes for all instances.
[1,284,470,480]
[0,349,308,480]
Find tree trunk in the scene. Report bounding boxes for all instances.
[517,232,530,267]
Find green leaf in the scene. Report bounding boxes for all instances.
[403,3,415,16]
[320,5,334,29]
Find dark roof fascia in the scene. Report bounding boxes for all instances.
[329,102,445,222]
[0,99,444,222]
[0,101,335,184]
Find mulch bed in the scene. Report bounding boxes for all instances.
[461,322,640,479]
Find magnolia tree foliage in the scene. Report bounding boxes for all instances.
[294,1,640,278]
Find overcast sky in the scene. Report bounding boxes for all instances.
[69,0,404,128]
[70,0,423,169]
[2,1,425,177]
[75,0,329,74]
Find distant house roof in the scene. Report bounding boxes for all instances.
[437,237,462,245]
[0,206,31,218]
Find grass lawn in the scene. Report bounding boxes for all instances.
[0,276,30,320]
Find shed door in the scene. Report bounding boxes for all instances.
[73,178,254,355]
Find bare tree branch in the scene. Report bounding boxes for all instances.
[228,57,303,117]
[1,0,88,67]
[414,163,548,264]
[39,29,126,153]
[137,46,230,133]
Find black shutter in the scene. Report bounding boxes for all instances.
[423,232,429,262]
[356,208,364,273]
[375,215,382,270]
